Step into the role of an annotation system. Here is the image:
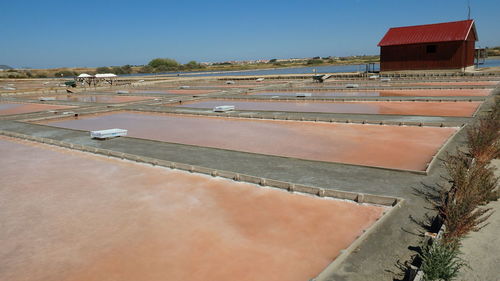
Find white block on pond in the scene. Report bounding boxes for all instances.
[345,84,359,88]
[39,97,56,101]
[296,92,312,97]
[90,128,128,139]
[213,105,235,112]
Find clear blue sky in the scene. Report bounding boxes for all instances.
[1,0,499,69]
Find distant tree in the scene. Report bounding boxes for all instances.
[96,66,112,74]
[312,56,320,59]
[306,59,323,65]
[111,65,133,75]
[269,58,277,63]
[184,60,202,70]
[139,65,154,73]
[54,70,77,77]
[148,58,179,71]
[122,64,133,73]
[213,62,232,66]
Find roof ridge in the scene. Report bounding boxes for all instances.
[378,20,476,47]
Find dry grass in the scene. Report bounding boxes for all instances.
[467,118,500,163]
[438,152,497,244]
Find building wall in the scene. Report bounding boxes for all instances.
[380,33,476,71]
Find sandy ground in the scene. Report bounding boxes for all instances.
[0,136,386,281]
[457,159,500,281]
[40,112,458,171]
[175,100,482,117]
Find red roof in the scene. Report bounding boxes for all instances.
[378,20,477,46]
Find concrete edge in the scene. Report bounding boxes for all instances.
[425,124,467,174]
[313,197,406,281]
[0,129,402,208]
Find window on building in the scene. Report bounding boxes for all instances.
[426,45,437,53]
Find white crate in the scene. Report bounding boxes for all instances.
[296,92,312,97]
[345,84,359,88]
[213,105,235,112]
[39,97,56,101]
[90,128,128,139]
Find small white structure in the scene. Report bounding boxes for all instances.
[39,97,56,101]
[213,105,235,112]
[345,84,359,88]
[77,73,93,78]
[256,78,265,82]
[296,92,312,97]
[90,128,128,139]
[94,73,117,78]
[116,90,129,94]
[369,75,379,79]
[3,87,16,90]
[179,85,190,89]
[380,78,392,82]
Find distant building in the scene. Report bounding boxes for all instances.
[378,20,478,72]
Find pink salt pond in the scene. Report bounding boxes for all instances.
[40,112,458,171]
[133,89,217,95]
[46,95,156,103]
[0,102,74,115]
[174,99,481,117]
[0,136,387,281]
[250,89,491,97]
[405,81,499,86]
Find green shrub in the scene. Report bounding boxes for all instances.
[420,240,467,281]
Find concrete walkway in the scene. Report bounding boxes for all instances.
[458,159,500,281]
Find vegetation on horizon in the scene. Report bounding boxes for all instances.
[0,54,380,79]
[486,46,500,57]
